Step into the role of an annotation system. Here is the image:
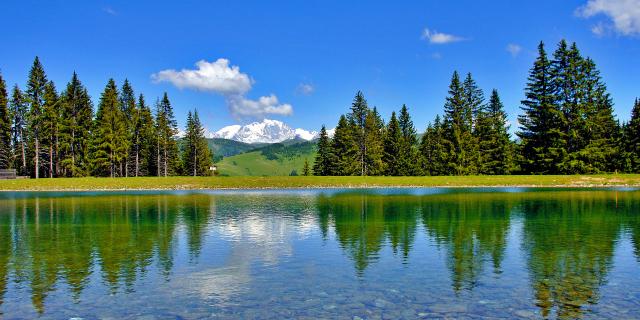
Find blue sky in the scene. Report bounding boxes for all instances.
[0,0,638,133]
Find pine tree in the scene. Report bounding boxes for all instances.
[25,56,48,178]
[397,104,418,175]
[419,115,449,175]
[517,42,565,174]
[626,98,640,172]
[91,79,128,177]
[156,93,179,176]
[10,85,28,175]
[182,110,212,176]
[383,112,403,176]
[475,89,514,174]
[347,91,369,175]
[41,81,60,178]
[577,58,619,173]
[0,74,11,169]
[364,109,385,175]
[313,125,334,176]
[443,71,477,175]
[59,72,93,177]
[535,40,619,174]
[462,73,484,174]
[302,159,311,176]
[331,115,358,175]
[120,79,136,177]
[134,94,156,176]
[552,41,585,173]
[463,73,485,121]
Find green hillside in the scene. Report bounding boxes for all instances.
[217,141,317,176]
[206,138,268,162]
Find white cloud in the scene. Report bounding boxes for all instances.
[102,7,117,15]
[591,22,608,36]
[152,59,253,95]
[506,44,522,57]
[577,0,640,36]
[153,58,293,119]
[296,83,315,95]
[227,94,293,118]
[421,28,465,44]
[431,52,443,59]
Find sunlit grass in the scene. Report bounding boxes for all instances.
[0,174,639,191]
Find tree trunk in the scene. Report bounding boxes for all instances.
[156,137,160,177]
[193,148,197,177]
[35,137,39,179]
[71,129,75,177]
[49,144,53,178]
[135,148,139,177]
[20,129,26,175]
[55,129,59,176]
[110,150,114,178]
[164,145,167,177]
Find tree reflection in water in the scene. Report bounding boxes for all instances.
[0,190,638,319]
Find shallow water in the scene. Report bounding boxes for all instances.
[0,188,639,319]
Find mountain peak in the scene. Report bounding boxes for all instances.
[211,119,318,144]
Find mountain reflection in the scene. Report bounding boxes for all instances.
[0,190,638,318]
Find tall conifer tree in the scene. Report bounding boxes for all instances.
[626,98,640,172]
[25,56,48,178]
[0,75,11,169]
[443,71,477,175]
[475,90,514,174]
[10,86,28,175]
[551,41,583,172]
[364,109,385,175]
[134,94,156,176]
[578,58,619,172]
[155,93,179,176]
[59,73,93,177]
[383,112,403,176]
[517,42,565,174]
[41,81,60,177]
[182,110,212,176]
[91,79,127,177]
[397,104,418,175]
[419,115,449,175]
[331,115,358,175]
[347,91,369,175]
[120,79,136,177]
[313,125,334,176]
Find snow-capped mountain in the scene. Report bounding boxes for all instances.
[211,119,318,144]
[212,125,241,140]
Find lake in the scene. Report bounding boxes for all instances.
[0,188,639,319]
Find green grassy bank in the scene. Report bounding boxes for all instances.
[0,174,639,191]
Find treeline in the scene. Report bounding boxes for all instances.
[314,40,640,176]
[0,57,213,178]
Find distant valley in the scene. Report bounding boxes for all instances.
[206,138,316,176]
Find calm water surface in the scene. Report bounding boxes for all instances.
[0,188,639,319]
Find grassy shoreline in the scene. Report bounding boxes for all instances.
[0,175,639,191]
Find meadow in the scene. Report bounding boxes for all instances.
[0,174,639,191]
